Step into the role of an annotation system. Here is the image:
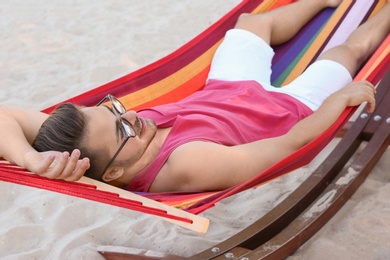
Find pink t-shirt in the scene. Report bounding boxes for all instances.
[126,80,313,192]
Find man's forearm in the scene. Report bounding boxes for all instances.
[289,93,347,147]
[0,116,33,167]
[0,105,47,167]
[0,106,89,180]
[287,80,376,149]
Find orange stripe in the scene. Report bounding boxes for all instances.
[132,67,211,111]
[358,35,390,81]
[252,0,278,14]
[118,40,221,109]
[269,0,295,10]
[369,0,387,18]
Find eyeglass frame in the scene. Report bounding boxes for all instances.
[96,94,136,175]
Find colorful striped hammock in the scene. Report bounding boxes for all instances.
[1,0,389,233]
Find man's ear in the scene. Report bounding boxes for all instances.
[102,167,124,182]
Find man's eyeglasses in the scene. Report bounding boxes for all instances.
[96,94,136,175]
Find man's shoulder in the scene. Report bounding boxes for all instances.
[152,141,228,191]
[167,141,211,172]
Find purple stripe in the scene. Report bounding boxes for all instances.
[271,8,335,83]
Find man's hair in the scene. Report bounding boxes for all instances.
[32,103,108,182]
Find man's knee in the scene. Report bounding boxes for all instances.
[234,13,253,28]
[234,13,272,44]
[343,41,370,65]
[318,41,367,76]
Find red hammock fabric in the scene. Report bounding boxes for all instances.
[1,0,389,223]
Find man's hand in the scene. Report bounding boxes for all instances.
[23,149,90,181]
[335,80,376,113]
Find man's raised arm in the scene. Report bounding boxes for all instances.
[0,105,89,181]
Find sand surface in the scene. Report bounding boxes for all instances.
[1,1,390,259]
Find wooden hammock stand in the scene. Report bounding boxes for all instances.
[100,69,390,259]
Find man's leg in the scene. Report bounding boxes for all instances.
[235,0,342,45]
[280,2,390,111]
[318,2,390,76]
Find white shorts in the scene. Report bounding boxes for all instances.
[207,29,353,111]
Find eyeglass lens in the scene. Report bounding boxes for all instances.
[111,98,126,114]
[111,97,137,137]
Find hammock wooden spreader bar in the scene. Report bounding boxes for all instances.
[0,165,210,233]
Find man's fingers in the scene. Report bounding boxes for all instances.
[33,154,56,175]
[366,92,376,113]
[363,81,376,113]
[44,151,70,179]
[366,101,376,113]
[64,158,90,182]
[58,149,81,179]
[32,149,90,181]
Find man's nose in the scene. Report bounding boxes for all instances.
[122,110,137,124]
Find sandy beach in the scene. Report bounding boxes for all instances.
[1,1,390,259]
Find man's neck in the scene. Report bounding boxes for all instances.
[120,127,172,186]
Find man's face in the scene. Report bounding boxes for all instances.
[81,106,158,177]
